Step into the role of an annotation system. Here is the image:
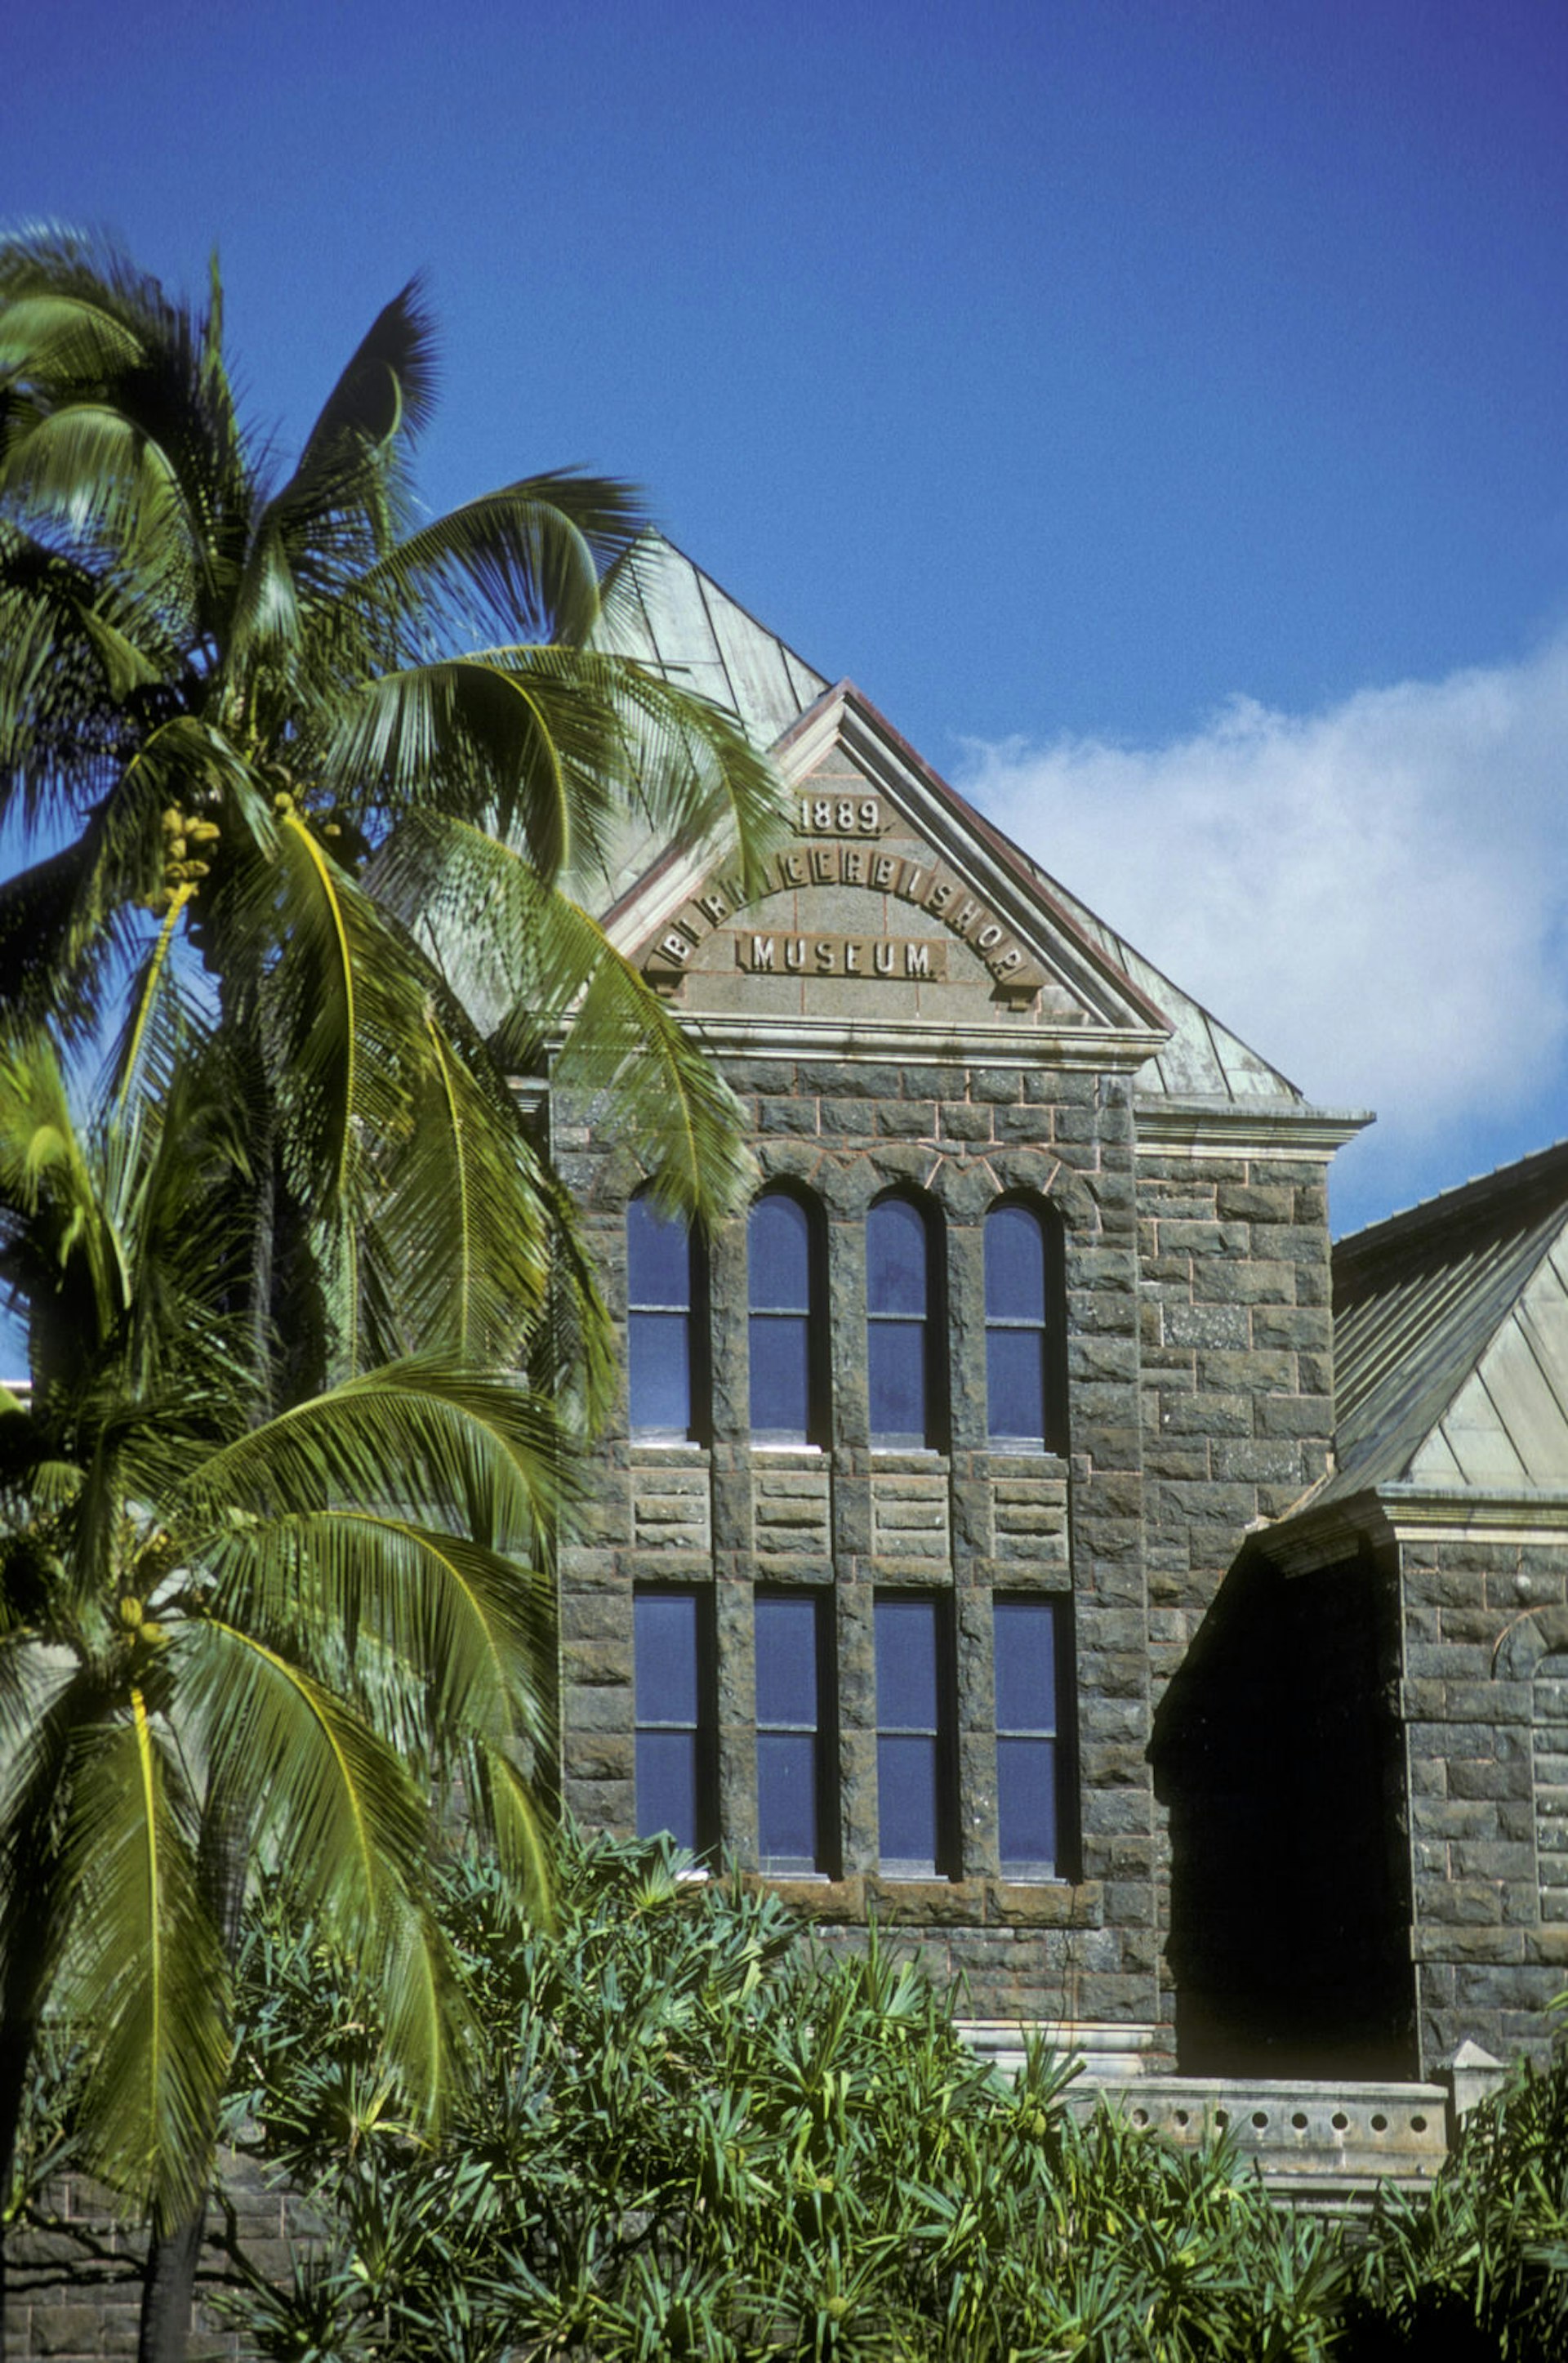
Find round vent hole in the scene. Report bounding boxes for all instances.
[1131,2108,1148,2128]
[1410,2116,1428,2133]
[1251,2111,1268,2129]
[1214,2110,1230,2129]
[1331,2112,1349,2132]
[1174,2109,1189,2128]
[1370,2114,1388,2133]
[1290,2112,1308,2130]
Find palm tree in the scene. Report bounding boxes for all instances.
[0,1018,566,2361]
[0,228,782,1403]
[0,229,785,2358]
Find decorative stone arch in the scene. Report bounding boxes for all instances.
[989,1154,1094,1232]
[753,1139,831,1194]
[1494,1604,1568,1681]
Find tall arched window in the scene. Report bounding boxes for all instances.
[626,1191,704,1439]
[749,1187,828,1445]
[867,1193,941,1449]
[985,1199,1066,1451]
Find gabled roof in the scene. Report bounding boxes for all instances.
[597,533,830,748]
[595,537,1329,1113]
[1317,1139,1568,1506]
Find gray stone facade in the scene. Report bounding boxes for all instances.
[552,655,1364,2068]
[547,542,1568,2085]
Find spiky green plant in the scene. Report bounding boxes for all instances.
[213,1827,1348,2363]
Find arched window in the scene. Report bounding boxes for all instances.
[867,1193,941,1449]
[749,1187,828,1445]
[984,1199,1066,1451]
[626,1192,704,1439]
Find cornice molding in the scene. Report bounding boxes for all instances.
[1134,1095,1374,1162]
[660,1012,1164,1072]
[1262,1481,1568,1572]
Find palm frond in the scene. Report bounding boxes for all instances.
[296,280,438,471]
[318,656,576,876]
[204,1505,550,1752]
[0,841,134,1043]
[178,1617,457,2121]
[359,1011,554,1364]
[176,1359,568,1546]
[374,814,755,1221]
[56,1697,229,2228]
[354,474,647,653]
[0,1027,130,1362]
[265,815,432,1218]
[0,290,148,391]
[0,403,207,629]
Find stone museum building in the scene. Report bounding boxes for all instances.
[529,539,1568,2095]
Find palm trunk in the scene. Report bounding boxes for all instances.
[136,2211,205,2363]
[136,1767,252,2363]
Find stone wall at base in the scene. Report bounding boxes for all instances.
[3,2157,308,2363]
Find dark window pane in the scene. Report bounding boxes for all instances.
[987,1328,1045,1445]
[635,1591,699,1724]
[867,1198,928,1316]
[636,1730,698,1848]
[869,1321,926,1445]
[758,1732,817,1865]
[751,1313,810,1438]
[756,1594,819,1727]
[750,1193,810,1313]
[997,1738,1058,1870]
[878,1734,938,1866]
[985,1204,1045,1317]
[627,1196,693,1309]
[875,1596,937,1729]
[629,1311,692,1436]
[995,1599,1058,1734]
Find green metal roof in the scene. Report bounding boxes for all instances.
[1321,1139,1568,1505]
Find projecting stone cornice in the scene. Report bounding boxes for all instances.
[1261,1481,1568,1573]
[648,1011,1165,1071]
[1134,1094,1374,1162]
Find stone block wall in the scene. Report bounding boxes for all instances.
[3,2158,307,2363]
[1134,1147,1339,2049]
[1402,1536,1568,2072]
[553,1052,1165,2037]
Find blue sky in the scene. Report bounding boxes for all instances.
[5,0,1568,1234]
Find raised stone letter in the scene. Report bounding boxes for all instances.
[750,936,777,971]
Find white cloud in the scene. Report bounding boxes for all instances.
[956,636,1568,1221]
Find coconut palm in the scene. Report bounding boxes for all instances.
[0,1016,564,2361]
[0,228,781,1406]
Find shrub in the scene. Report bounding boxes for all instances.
[216,1826,1343,2361]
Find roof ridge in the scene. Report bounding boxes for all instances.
[1336,1135,1568,1277]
